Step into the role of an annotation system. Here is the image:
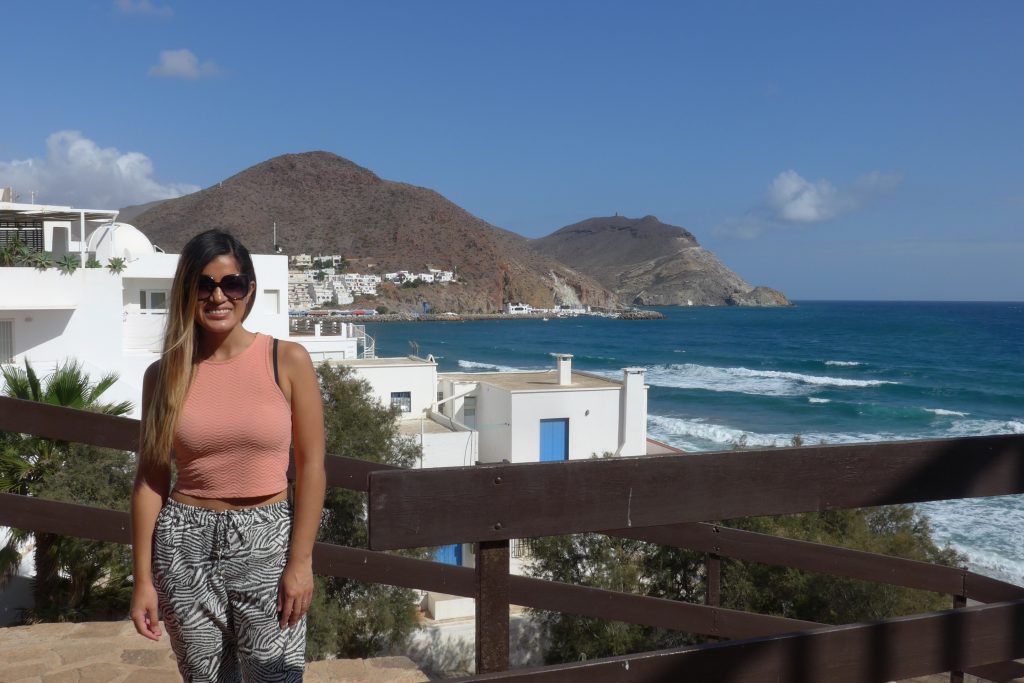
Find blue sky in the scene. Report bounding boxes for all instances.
[2,1,1021,300]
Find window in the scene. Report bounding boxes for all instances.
[0,320,13,364]
[391,391,412,413]
[437,391,444,403]
[264,289,280,315]
[463,396,477,429]
[139,290,168,312]
[0,221,43,251]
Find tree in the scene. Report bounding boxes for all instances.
[721,508,964,623]
[528,534,703,663]
[0,359,134,622]
[528,504,965,664]
[305,363,429,660]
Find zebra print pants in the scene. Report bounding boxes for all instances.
[153,498,305,682]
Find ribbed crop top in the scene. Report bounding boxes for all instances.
[173,333,292,498]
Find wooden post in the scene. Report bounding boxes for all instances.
[476,539,510,674]
[706,552,721,607]
[950,593,967,683]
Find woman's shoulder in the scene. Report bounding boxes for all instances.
[273,338,313,371]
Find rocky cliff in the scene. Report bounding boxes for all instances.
[532,215,790,307]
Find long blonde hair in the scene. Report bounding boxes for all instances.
[139,230,256,469]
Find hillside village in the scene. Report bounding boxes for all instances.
[286,252,456,310]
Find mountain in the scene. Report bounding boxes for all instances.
[532,215,790,307]
[128,152,615,313]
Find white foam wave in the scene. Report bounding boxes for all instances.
[922,408,969,417]
[456,360,525,373]
[646,414,890,451]
[644,363,897,397]
[946,418,1024,436]
[918,497,1024,585]
[808,398,831,404]
[825,360,861,367]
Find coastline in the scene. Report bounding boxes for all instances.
[301,310,666,323]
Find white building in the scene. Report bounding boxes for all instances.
[333,351,678,589]
[505,302,533,315]
[0,200,366,417]
[289,253,312,269]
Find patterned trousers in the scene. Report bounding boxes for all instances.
[153,498,305,682]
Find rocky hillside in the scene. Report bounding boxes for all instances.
[128,152,615,314]
[532,215,790,307]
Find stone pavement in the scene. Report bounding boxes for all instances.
[0,621,428,683]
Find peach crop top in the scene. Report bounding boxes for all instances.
[173,333,292,498]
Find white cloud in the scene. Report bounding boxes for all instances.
[716,169,901,239]
[0,131,199,209]
[115,0,173,17]
[148,49,221,79]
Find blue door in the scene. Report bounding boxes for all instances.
[434,543,462,566]
[539,418,569,461]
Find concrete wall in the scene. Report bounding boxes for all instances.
[418,424,478,469]
[344,360,438,418]
[475,383,512,463]
[508,388,621,462]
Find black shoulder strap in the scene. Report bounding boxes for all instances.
[272,337,280,388]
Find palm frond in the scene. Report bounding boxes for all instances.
[26,360,42,402]
[1,364,31,400]
[87,371,119,405]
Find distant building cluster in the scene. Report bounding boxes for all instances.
[504,302,590,316]
[383,268,456,284]
[287,253,455,311]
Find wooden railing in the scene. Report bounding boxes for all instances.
[1,395,1023,681]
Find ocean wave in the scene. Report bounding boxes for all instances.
[922,407,968,417]
[644,363,897,397]
[456,359,526,373]
[825,360,861,367]
[646,414,889,451]
[808,398,831,404]
[946,418,1024,436]
[917,497,1024,585]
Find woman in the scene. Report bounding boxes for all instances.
[130,230,326,682]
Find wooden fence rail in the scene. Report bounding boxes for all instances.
[3,395,1024,681]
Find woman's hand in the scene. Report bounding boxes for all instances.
[277,558,314,629]
[130,580,162,641]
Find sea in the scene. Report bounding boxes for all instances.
[365,301,1024,585]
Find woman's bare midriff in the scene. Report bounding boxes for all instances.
[170,489,288,511]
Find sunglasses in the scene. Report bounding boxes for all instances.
[197,274,252,301]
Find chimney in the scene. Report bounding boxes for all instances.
[1,188,11,202]
[554,353,573,385]
[619,368,647,456]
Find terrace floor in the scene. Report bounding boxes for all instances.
[0,621,428,682]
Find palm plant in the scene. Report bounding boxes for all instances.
[0,359,134,622]
[27,251,53,272]
[54,254,79,275]
[106,257,126,274]
[0,237,32,267]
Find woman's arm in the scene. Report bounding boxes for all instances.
[129,361,171,641]
[277,341,326,629]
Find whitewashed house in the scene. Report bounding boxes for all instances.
[0,200,365,417]
[333,351,678,618]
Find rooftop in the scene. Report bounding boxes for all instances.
[440,369,622,392]
[332,355,436,368]
[1,201,118,223]
[397,416,464,436]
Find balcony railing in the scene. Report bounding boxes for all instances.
[1,395,1023,681]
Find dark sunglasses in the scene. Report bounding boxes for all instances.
[197,274,252,301]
